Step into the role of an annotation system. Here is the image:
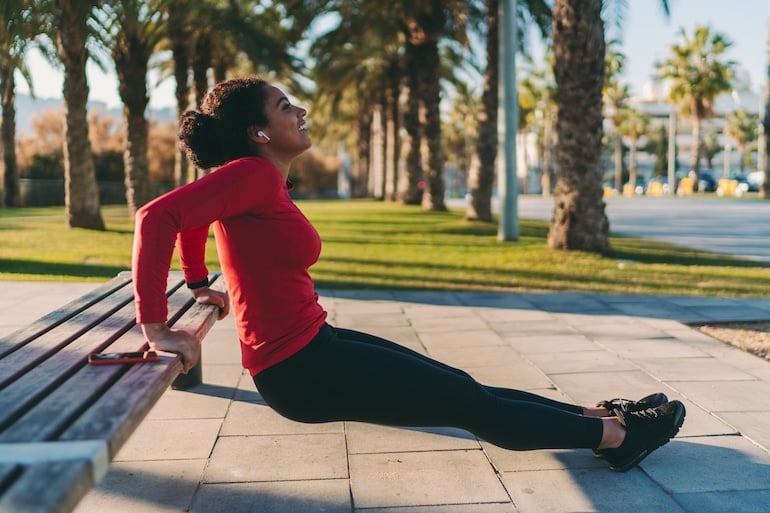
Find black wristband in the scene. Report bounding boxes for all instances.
[186,278,209,290]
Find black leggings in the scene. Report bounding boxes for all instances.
[253,324,603,450]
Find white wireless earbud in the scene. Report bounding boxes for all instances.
[257,130,270,141]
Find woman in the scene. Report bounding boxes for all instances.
[132,77,685,473]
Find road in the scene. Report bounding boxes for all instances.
[452,195,770,264]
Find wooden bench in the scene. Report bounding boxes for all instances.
[0,271,225,513]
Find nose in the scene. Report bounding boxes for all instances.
[296,105,307,117]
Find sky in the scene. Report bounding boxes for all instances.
[16,0,769,110]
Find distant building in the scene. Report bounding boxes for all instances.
[627,66,763,180]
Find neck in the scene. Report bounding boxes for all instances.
[259,153,292,180]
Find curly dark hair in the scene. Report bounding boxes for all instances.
[178,77,269,169]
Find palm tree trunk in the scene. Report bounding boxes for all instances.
[57,0,104,230]
[354,108,372,198]
[419,39,446,211]
[628,136,638,191]
[192,36,211,108]
[541,114,555,195]
[114,28,152,213]
[548,0,608,251]
[1,64,20,207]
[467,0,498,221]
[613,134,623,192]
[167,3,191,186]
[384,69,399,201]
[400,40,422,205]
[690,114,702,190]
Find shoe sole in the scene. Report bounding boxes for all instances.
[608,402,686,472]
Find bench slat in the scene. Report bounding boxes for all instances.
[0,279,211,442]
[0,272,225,513]
[0,274,132,360]
[0,460,93,513]
[0,282,136,389]
[0,463,20,493]
[59,286,224,456]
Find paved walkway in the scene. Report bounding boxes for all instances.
[4,282,770,512]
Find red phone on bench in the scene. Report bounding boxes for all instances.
[88,350,160,365]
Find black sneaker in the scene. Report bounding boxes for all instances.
[602,400,686,472]
[596,392,669,416]
[592,393,669,458]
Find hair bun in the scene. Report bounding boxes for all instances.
[178,111,226,169]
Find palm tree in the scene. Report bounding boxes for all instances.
[548,0,607,251]
[657,25,735,191]
[701,131,720,170]
[547,0,669,251]
[310,2,401,199]
[172,0,304,178]
[54,0,104,229]
[164,0,191,186]
[724,108,758,174]
[0,0,42,208]
[518,52,556,198]
[603,40,629,193]
[467,0,550,219]
[401,1,451,211]
[618,107,650,193]
[98,0,166,213]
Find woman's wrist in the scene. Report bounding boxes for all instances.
[141,322,169,341]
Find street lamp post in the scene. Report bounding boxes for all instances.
[498,0,519,241]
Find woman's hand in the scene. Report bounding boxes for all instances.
[192,287,230,320]
[141,323,201,373]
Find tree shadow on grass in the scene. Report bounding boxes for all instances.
[0,258,124,279]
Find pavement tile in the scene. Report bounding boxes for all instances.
[675,489,770,513]
[427,345,530,369]
[73,459,207,513]
[334,313,411,328]
[147,364,244,420]
[473,307,556,322]
[547,369,681,405]
[672,379,770,412]
[528,350,637,374]
[642,436,770,494]
[634,356,756,381]
[204,434,349,483]
[115,418,223,461]
[220,400,344,436]
[418,329,507,349]
[346,423,479,454]
[562,318,644,333]
[455,291,537,309]
[711,411,770,449]
[464,360,553,390]
[594,336,711,359]
[191,479,352,513]
[503,334,598,354]
[349,449,509,509]
[500,467,688,513]
[409,315,488,333]
[482,445,605,472]
[491,320,576,338]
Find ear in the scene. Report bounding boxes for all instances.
[247,126,269,143]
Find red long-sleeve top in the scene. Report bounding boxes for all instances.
[132,157,327,375]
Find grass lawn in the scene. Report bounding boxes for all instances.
[1,200,768,297]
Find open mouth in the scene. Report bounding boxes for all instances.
[298,121,309,132]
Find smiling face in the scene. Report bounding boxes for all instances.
[258,85,312,158]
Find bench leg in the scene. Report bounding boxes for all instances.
[171,358,202,390]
